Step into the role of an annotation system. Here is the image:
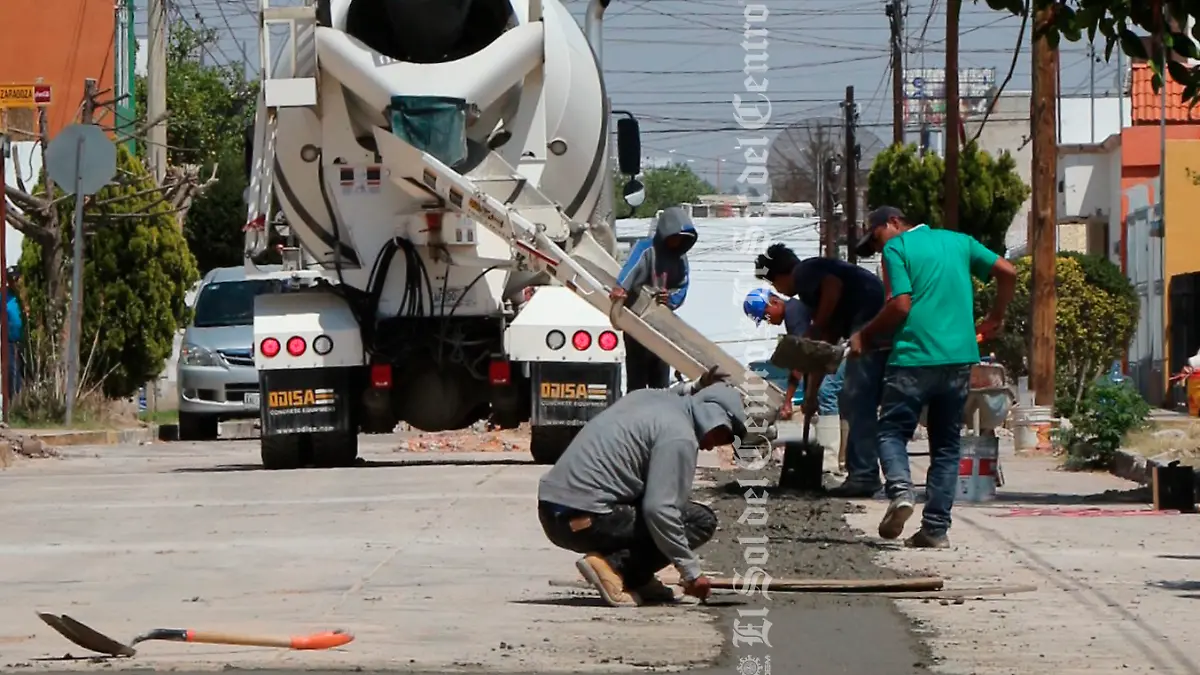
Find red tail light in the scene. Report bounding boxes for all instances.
[286,336,307,356]
[489,359,512,385]
[572,330,592,350]
[260,338,280,358]
[598,331,618,351]
[370,363,392,389]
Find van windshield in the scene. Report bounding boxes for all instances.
[192,279,282,328]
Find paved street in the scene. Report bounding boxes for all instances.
[0,434,1197,674]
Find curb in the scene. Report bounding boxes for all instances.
[1112,448,1200,493]
[23,425,161,447]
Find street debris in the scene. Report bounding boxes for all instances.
[0,428,60,467]
[393,421,530,453]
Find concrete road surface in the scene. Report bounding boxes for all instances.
[0,436,928,674]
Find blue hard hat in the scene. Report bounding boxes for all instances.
[743,288,773,325]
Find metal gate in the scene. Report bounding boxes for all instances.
[1124,178,1165,406]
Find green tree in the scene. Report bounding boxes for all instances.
[866,142,1029,254]
[134,22,257,272]
[984,1,1200,102]
[614,165,715,218]
[18,146,200,409]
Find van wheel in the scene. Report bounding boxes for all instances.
[311,431,359,467]
[179,412,219,441]
[530,426,578,465]
[261,434,306,470]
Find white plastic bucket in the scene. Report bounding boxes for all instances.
[957,436,999,502]
[1012,405,1054,453]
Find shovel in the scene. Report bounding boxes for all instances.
[37,613,353,658]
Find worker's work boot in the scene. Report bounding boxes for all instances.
[630,577,679,605]
[576,555,637,607]
[878,496,915,540]
[904,529,950,549]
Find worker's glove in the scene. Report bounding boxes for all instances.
[693,365,731,392]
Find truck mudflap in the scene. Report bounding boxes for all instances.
[259,367,355,436]
[531,362,621,427]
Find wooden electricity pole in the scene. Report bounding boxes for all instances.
[1030,5,1059,406]
[887,0,905,145]
[844,86,859,263]
[943,0,961,228]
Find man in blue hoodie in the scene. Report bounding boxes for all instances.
[610,207,697,392]
[538,378,745,607]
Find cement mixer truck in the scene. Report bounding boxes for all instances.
[242,0,785,469]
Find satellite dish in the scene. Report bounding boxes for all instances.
[767,117,886,205]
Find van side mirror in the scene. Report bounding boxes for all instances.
[616,117,641,176]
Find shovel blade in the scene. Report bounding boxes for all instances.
[37,613,135,657]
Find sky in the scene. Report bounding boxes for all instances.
[132,0,1127,189]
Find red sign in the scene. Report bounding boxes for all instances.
[33,85,51,104]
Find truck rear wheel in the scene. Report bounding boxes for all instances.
[311,430,359,467]
[261,434,306,470]
[530,426,579,465]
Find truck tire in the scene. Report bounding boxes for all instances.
[178,412,219,442]
[530,426,578,465]
[261,434,306,470]
[311,430,359,468]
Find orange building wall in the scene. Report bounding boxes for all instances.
[0,0,115,139]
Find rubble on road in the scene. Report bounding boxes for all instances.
[393,421,531,453]
[0,427,60,467]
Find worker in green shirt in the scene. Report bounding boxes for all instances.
[848,206,1016,548]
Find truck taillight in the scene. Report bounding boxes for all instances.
[572,330,591,351]
[546,330,566,350]
[286,336,307,356]
[489,359,511,385]
[370,363,392,389]
[260,338,280,358]
[598,331,618,351]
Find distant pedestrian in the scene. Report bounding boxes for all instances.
[850,206,1016,548]
[4,268,23,402]
[611,207,697,392]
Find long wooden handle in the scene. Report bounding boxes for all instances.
[706,576,944,593]
[185,630,353,650]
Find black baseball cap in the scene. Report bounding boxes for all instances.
[856,206,906,258]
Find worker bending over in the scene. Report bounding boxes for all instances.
[611,206,697,391]
[851,206,1016,547]
[537,375,745,607]
[754,244,887,497]
[743,288,849,472]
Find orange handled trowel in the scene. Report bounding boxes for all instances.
[37,613,353,658]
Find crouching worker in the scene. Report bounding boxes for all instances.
[537,374,745,607]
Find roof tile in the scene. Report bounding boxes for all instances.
[1130,61,1200,124]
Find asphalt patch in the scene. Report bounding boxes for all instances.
[691,465,936,674]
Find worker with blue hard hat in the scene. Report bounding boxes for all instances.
[743,288,849,475]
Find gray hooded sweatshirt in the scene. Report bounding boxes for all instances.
[538,383,748,581]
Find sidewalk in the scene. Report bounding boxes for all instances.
[845,440,1200,675]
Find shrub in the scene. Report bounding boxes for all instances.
[1057,378,1151,470]
[974,254,1138,417]
[18,145,199,402]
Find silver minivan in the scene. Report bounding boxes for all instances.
[177,266,284,440]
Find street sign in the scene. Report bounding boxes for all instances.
[45,124,117,196]
[0,84,52,108]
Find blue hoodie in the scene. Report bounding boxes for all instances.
[617,207,697,310]
[3,292,21,343]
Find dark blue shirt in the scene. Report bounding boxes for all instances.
[782,298,811,336]
[791,257,885,340]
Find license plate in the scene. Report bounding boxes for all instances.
[245,392,261,407]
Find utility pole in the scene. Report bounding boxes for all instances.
[943,0,961,229]
[64,79,99,426]
[0,132,8,425]
[887,0,905,145]
[844,86,859,264]
[822,155,838,258]
[1029,5,1059,407]
[147,0,168,185]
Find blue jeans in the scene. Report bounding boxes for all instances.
[839,348,888,488]
[6,341,20,402]
[817,358,845,415]
[876,364,972,536]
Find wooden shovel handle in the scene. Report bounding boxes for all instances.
[184,630,354,650]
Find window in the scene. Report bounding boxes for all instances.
[192,279,282,328]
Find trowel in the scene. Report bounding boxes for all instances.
[37,613,353,658]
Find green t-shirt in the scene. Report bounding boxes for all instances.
[881,225,999,367]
